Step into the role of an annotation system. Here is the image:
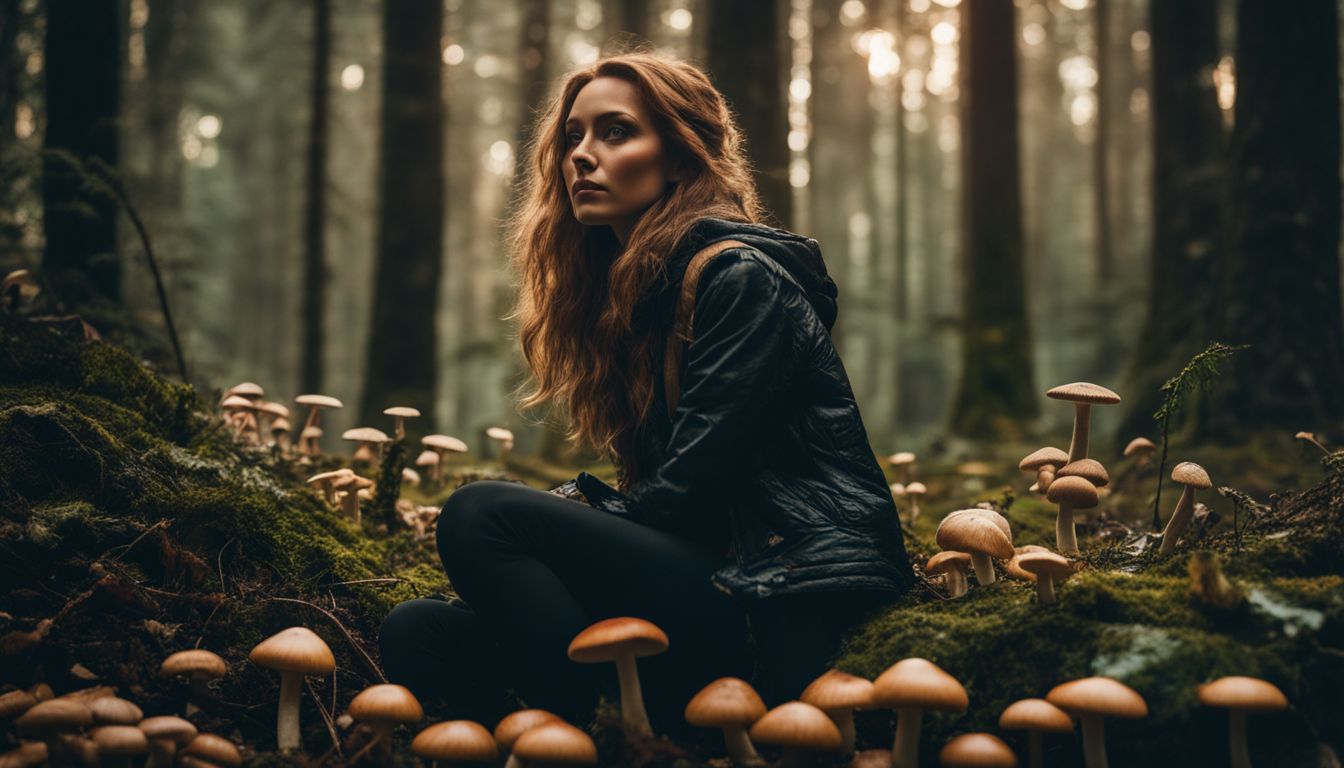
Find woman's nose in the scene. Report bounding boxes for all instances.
[571,139,595,171]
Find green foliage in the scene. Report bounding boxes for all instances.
[1152,341,1249,424]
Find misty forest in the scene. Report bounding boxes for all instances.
[1,0,1343,766]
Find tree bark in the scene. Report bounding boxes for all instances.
[42,0,122,304]
[1219,0,1344,430]
[949,0,1037,437]
[361,0,444,424]
[301,0,330,395]
[707,0,791,228]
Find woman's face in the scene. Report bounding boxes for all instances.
[562,76,678,244]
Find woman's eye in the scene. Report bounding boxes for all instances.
[606,124,629,139]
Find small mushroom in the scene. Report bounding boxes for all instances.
[179,733,242,768]
[383,406,421,441]
[347,684,423,762]
[938,733,1018,767]
[999,698,1072,768]
[1294,431,1329,454]
[333,474,375,524]
[684,677,767,766]
[486,426,515,459]
[870,658,968,768]
[1056,459,1109,490]
[1045,382,1121,463]
[295,394,343,454]
[1017,552,1074,605]
[935,509,1014,585]
[306,468,355,506]
[1046,677,1147,768]
[248,627,336,753]
[1158,462,1212,556]
[1196,676,1288,768]
[412,720,498,767]
[422,435,468,483]
[88,697,142,725]
[1123,437,1156,467]
[800,669,872,757]
[299,425,324,457]
[925,551,972,598]
[511,721,598,766]
[91,725,149,768]
[747,701,843,768]
[494,710,563,768]
[138,716,197,768]
[0,690,37,720]
[1003,545,1052,582]
[567,617,668,737]
[1019,447,1069,493]
[904,482,927,524]
[0,741,47,767]
[888,451,917,483]
[1044,475,1098,555]
[15,699,92,763]
[343,427,391,464]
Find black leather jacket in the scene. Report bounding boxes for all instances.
[573,217,914,602]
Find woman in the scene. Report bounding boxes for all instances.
[378,52,913,738]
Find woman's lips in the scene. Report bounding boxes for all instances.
[575,189,605,199]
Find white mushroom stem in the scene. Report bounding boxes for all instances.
[1037,467,1056,492]
[944,568,968,598]
[969,553,997,585]
[720,724,760,766]
[908,498,921,523]
[276,671,303,752]
[1027,730,1044,768]
[1035,575,1058,605]
[1159,485,1197,556]
[341,492,362,525]
[1056,504,1079,554]
[828,708,856,756]
[1079,713,1109,768]
[614,654,653,737]
[890,708,923,768]
[1067,403,1093,462]
[393,418,406,441]
[1227,710,1252,768]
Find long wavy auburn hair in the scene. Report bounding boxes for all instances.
[504,51,764,488]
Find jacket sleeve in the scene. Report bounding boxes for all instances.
[578,251,798,537]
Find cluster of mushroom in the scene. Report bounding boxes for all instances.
[1,667,240,767]
[886,452,927,524]
[305,468,376,524]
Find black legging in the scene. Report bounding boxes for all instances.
[378,480,882,737]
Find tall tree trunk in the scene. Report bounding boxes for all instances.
[301,0,330,395]
[1219,0,1344,430]
[894,0,909,325]
[361,0,444,424]
[42,0,122,304]
[707,0,791,228]
[949,0,1037,437]
[1093,0,1112,288]
[1118,0,1223,438]
[0,0,21,151]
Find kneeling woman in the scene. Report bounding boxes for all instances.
[379,51,913,735]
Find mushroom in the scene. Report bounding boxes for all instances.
[494,710,563,768]
[1158,462,1212,556]
[422,435,468,483]
[160,649,227,715]
[684,677,767,766]
[851,749,893,767]
[1017,552,1075,605]
[15,699,92,764]
[138,716,197,768]
[1046,677,1147,768]
[511,721,598,766]
[343,427,391,464]
[300,425,324,457]
[938,733,1018,767]
[295,394,343,454]
[888,451,917,483]
[0,689,37,720]
[1002,545,1052,582]
[347,684,424,762]
[306,468,355,506]
[889,482,905,499]
[91,725,149,768]
[0,741,47,767]
[226,382,264,400]
[1196,676,1288,768]
[903,482,927,524]
[925,551,972,598]
[416,450,442,482]
[1056,459,1109,490]
[412,720,498,767]
[1019,448,1069,494]
[383,406,421,441]
[1044,475,1098,555]
[935,509,1013,585]
[746,701,843,768]
[1045,382,1121,463]
[800,669,872,757]
[567,617,668,737]
[486,427,515,459]
[179,733,242,768]
[221,395,259,443]
[999,698,1072,768]
[402,467,421,486]
[270,417,292,457]
[1294,431,1329,454]
[1123,437,1156,468]
[88,697,142,726]
[870,658,968,768]
[1,268,40,312]
[333,474,375,524]
[248,626,336,753]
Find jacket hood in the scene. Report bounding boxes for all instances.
[645,217,840,332]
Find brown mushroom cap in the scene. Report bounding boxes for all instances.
[943,508,1012,539]
[1057,459,1110,488]
[684,677,767,728]
[905,481,927,495]
[567,617,669,662]
[800,669,873,712]
[1046,677,1148,720]
[511,722,598,765]
[248,627,336,676]
[383,406,421,418]
[486,426,515,441]
[747,701,844,752]
[1003,545,1051,581]
[925,551,973,577]
[342,427,391,444]
[0,690,37,719]
[1046,382,1121,405]
[1016,552,1074,582]
[411,720,498,762]
[1045,476,1100,509]
[415,450,441,466]
[139,715,198,745]
[938,733,1018,767]
[295,394,343,410]
[227,382,265,399]
[1019,447,1069,472]
[347,684,424,725]
[493,709,563,752]
[422,434,468,453]
[871,658,968,713]
[1171,462,1212,489]
[0,740,47,767]
[181,733,243,767]
[888,451,917,466]
[1196,676,1288,712]
[999,698,1073,732]
[89,697,143,725]
[221,395,255,410]
[15,698,93,735]
[92,725,150,756]
[936,511,1014,560]
[1123,437,1156,457]
[161,649,228,681]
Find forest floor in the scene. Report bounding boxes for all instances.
[1,312,1342,767]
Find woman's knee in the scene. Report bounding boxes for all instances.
[435,480,521,565]
[379,598,441,655]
